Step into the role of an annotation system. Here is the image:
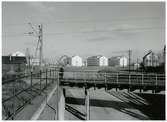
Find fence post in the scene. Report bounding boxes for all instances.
[57,71,59,120]
[46,69,48,88]
[55,68,57,83]
[142,74,144,86]
[94,73,96,90]
[50,69,52,83]
[12,78,16,120]
[85,88,90,120]
[129,74,131,86]
[128,74,131,92]
[155,74,158,93]
[155,74,158,86]
[40,70,42,93]
[31,71,33,92]
[116,73,118,91]
[105,72,107,91]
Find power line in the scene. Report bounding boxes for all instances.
[3,17,162,26]
[2,26,164,37]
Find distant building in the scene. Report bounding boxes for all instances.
[83,60,87,66]
[63,56,71,66]
[71,55,83,66]
[87,55,108,66]
[30,58,40,66]
[143,51,159,67]
[11,51,25,57]
[108,56,128,67]
[2,56,27,64]
[133,63,140,69]
[2,55,27,78]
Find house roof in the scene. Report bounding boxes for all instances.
[11,51,25,57]
[143,50,152,60]
[72,55,82,58]
[108,56,127,60]
[87,55,106,59]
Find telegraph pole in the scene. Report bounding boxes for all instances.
[27,23,43,70]
[136,58,139,71]
[128,49,132,73]
[38,24,43,70]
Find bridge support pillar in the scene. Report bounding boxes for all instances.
[57,87,65,120]
[139,89,142,93]
[85,88,90,120]
[152,90,155,94]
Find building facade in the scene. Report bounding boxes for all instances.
[2,55,27,79]
[108,56,128,67]
[143,52,159,67]
[11,51,25,57]
[87,55,108,66]
[71,56,83,66]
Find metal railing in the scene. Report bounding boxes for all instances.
[2,69,165,120]
[61,71,165,87]
[2,68,58,120]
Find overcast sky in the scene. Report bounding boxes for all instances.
[2,2,165,62]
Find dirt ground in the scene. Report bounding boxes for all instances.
[65,87,165,120]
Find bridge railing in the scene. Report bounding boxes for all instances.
[2,69,165,119]
[61,71,165,87]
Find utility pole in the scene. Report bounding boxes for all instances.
[128,49,132,73]
[25,48,31,72]
[137,58,139,71]
[164,45,166,62]
[27,23,43,70]
[38,24,43,70]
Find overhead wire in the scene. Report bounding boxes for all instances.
[2,26,164,37]
[3,17,162,26]
[2,17,164,37]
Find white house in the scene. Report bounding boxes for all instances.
[30,58,40,66]
[71,56,83,66]
[143,51,159,67]
[108,56,128,67]
[120,56,128,67]
[87,55,108,66]
[134,63,140,69]
[11,51,25,57]
[99,56,108,66]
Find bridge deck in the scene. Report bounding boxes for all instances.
[60,72,165,91]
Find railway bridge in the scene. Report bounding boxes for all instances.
[61,71,165,93]
[60,71,165,120]
[2,69,165,120]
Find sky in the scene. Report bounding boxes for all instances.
[2,2,165,62]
